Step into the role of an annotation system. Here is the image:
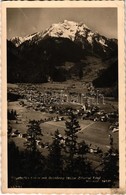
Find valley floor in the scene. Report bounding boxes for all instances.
[7,82,119,188]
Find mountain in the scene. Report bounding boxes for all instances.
[11,20,117,57]
[10,37,25,47]
[10,31,44,47]
[7,20,118,84]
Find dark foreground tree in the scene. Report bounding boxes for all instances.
[8,109,17,120]
[47,129,63,176]
[21,149,45,177]
[24,120,42,152]
[8,121,12,138]
[8,140,20,187]
[76,141,93,177]
[100,148,119,187]
[100,134,119,187]
[64,113,81,176]
[23,120,45,177]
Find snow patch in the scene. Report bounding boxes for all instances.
[11,36,25,47]
[24,32,39,41]
[87,32,94,44]
[99,38,108,47]
[42,20,90,41]
[43,20,78,41]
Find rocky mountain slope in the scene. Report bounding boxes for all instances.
[7,20,118,85]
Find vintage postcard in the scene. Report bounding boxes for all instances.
[1,1,125,194]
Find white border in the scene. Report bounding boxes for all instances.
[1,1,125,194]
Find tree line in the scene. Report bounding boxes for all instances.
[8,113,119,188]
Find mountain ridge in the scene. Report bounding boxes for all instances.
[7,20,118,85]
[10,20,117,50]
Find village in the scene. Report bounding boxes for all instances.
[8,82,119,155]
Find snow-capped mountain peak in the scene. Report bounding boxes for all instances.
[10,20,117,53]
[42,20,91,41]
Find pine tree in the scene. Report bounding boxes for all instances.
[8,121,12,138]
[47,129,63,176]
[25,120,42,152]
[64,113,81,175]
[78,141,89,158]
[23,120,44,177]
[100,134,119,187]
[76,141,93,177]
[8,140,20,186]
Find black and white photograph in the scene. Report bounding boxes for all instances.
[2,1,125,192]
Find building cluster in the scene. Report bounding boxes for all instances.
[8,83,118,131]
[8,83,105,112]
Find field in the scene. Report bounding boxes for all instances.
[8,82,119,170]
[8,102,118,154]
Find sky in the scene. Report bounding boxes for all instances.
[7,8,117,39]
